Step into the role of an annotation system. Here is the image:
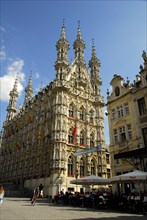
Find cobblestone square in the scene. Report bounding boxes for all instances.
[0,197,147,220]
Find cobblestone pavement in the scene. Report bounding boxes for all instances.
[0,197,147,220]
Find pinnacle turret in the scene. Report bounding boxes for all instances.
[55,21,69,80]
[73,21,86,66]
[24,75,33,103]
[89,39,101,81]
[6,78,19,121]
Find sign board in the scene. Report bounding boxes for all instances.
[73,145,102,156]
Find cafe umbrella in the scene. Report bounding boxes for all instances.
[70,175,109,185]
[109,170,147,183]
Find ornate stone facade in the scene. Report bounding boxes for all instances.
[106,51,147,193]
[0,23,110,196]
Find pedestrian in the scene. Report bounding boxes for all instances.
[39,184,43,198]
[0,186,5,205]
[31,187,39,206]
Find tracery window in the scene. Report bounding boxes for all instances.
[89,110,94,123]
[68,128,73,144]
[80,158,85,177]
[79,107,84,121]
[91,159,96,175]
[68,156,74,176]
[90,133,94,148]
[80,131,84,146]
[69,104,74,118]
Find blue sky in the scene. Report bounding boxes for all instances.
[0,0,146,144]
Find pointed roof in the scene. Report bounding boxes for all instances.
[89,39,100,68]
[73,21,85,48]
[56,20,69,48]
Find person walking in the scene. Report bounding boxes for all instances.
[0,186,5,205]
[31,187,39,206]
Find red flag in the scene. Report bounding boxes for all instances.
[72,124,76,137]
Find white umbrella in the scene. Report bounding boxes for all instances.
[109,170,147,183]
[70,175,108,185]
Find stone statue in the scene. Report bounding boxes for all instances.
[142,50,147,63]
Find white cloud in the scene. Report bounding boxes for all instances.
[0,59,25,102]
[0,50,6,61]
[33,72,40,79]
[0,46,6,61]
[0,26,6,32]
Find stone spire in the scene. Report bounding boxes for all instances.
[55,20,69,80]
[6,78,19,121]
[89,39,101,81]
[24,75,33,103]
[73,21,86,66]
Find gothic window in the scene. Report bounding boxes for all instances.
[78,67,81,78]
[138,97,146,115]
[113,129,118,144]
[89,110,94,123]
[63,95,67,106]
[79,107,84,121]
[91,159,96,175]
[60,68,63,80]
[58,95,62,104]
[69,104,74,118]
[68,156,74,176]
[106,154,110,164]
[80,158,85,177]
[127,124,132,140]
[55,148,59,160]
[95,86,98,95]
[90,133,94,148]
[56,120,61,131]
[80,131,84,146]
[68,128,73,144]
[98,156,102,165]
[119,126,126,142]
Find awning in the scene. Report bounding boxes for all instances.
[114,147,147,159]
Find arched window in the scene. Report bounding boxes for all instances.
[68,156,74,176]
[89,110,94,123]
[80,131,84,146]
[58,95,62,104]
[69,104,74,118]
[56,120,61,131]
[55,148,59,160]
[59,68,63,80]
[80,158,85,177]
[68,128,73,144]
[95,86,98,95]
[90,133,94,148]
[91,159,96,175]
[79,107,84,121]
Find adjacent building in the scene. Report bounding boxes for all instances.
[106,51,147,193]
[0,23,111,196]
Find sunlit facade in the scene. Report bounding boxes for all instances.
[0,23,110,196]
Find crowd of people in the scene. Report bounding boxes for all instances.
[53,189,147,214]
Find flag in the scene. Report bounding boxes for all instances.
[16,142,20,149]
[72,124,76,137]
[28,113,33,123]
